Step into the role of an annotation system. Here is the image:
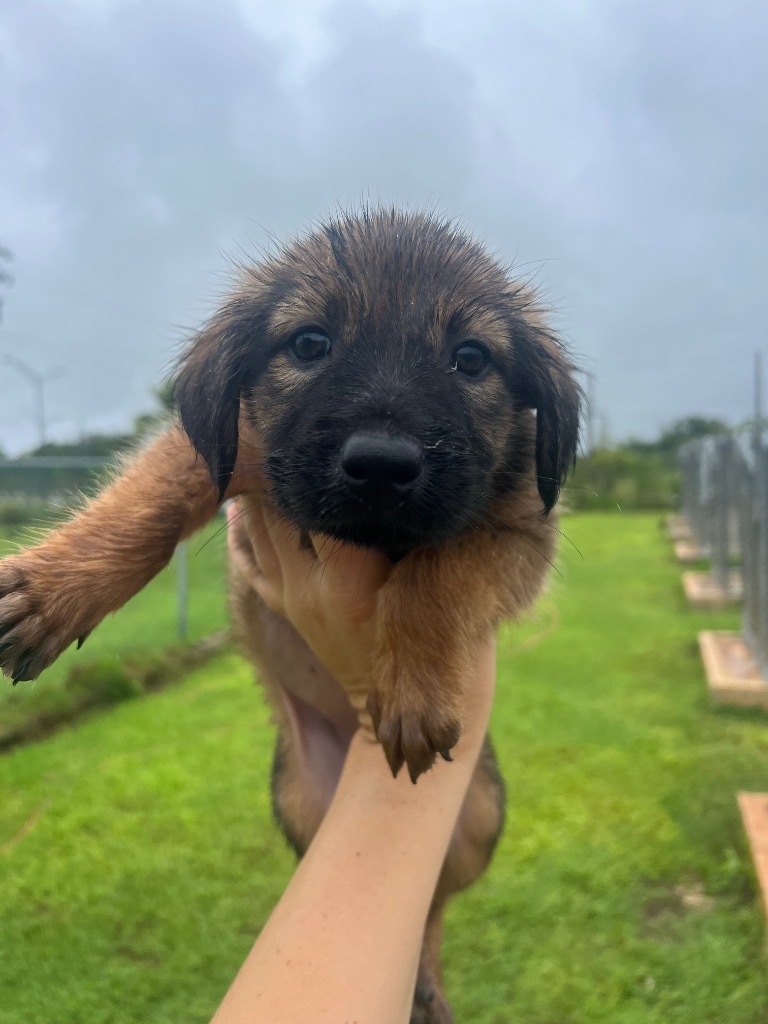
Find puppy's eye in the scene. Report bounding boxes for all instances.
[451,343,489,377]
[290,330,332,362]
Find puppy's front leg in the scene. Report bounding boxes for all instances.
[0,425,252,683]
[366,544,481,783]
[368,523,550,782]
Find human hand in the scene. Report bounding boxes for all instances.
[243,498,392,726]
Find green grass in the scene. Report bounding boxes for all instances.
[1,513,768,1022]
[0,520,230,742]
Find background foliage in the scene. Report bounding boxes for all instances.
[567,416,730,512]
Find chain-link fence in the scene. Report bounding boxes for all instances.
[679,431,768,675]
[679,436,742,589]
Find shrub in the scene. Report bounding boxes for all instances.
[0,496,47,527]
[566,449,679,512]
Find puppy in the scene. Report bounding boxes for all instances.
[0,209,580,1023]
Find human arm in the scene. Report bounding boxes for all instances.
[210,507,496,1024]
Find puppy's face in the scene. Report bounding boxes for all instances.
[176,211,580,559]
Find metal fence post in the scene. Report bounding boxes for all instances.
[711,436,732,594]
[755,445,768,678]
[176,541,189,642]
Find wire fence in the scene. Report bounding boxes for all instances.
[0,456,191,640]
[0,455,111,502]
[679,430,768,675]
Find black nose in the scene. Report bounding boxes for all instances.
[340,433,423,497]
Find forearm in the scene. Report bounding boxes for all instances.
[211,636,496,1024]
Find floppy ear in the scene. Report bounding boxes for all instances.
[173,307,255,500]
[523,328,582,515]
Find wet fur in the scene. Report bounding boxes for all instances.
[0,209,580,1023]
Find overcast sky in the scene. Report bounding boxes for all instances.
[1,0,766,454]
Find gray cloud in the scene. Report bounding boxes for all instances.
[1,0,766,451]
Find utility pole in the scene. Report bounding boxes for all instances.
[754,350,763,456]
[586,372,596,455]
[1,355,64,449]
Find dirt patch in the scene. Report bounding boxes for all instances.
[0,800,51,856]
[641,880,716,939]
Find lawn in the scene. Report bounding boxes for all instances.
[1,513,768,1023]
[0,519,230,743]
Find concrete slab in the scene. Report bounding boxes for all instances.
[675,539,707,564]
[698,631,768,708]
[667,514,692,541]
[738,793,768,924]
[683,571,743,609]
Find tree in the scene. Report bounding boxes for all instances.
[623,416,729,458]
[656,416,729,452]
[29,433,135,458]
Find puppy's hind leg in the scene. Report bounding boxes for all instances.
[411,903,455,1024]
[411,736,506,1024]
[270,730,320,858]
[229,556,355,855]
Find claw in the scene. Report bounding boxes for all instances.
[77,632,90,651]
[406,742,438,783]
[11,654,34,685]
[387,748,406,779]
[368,692,406,778]
[367,689,461,783]
[0,642,12,653]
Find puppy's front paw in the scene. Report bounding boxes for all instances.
[0,555,92,683]
[367,687,461,783]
